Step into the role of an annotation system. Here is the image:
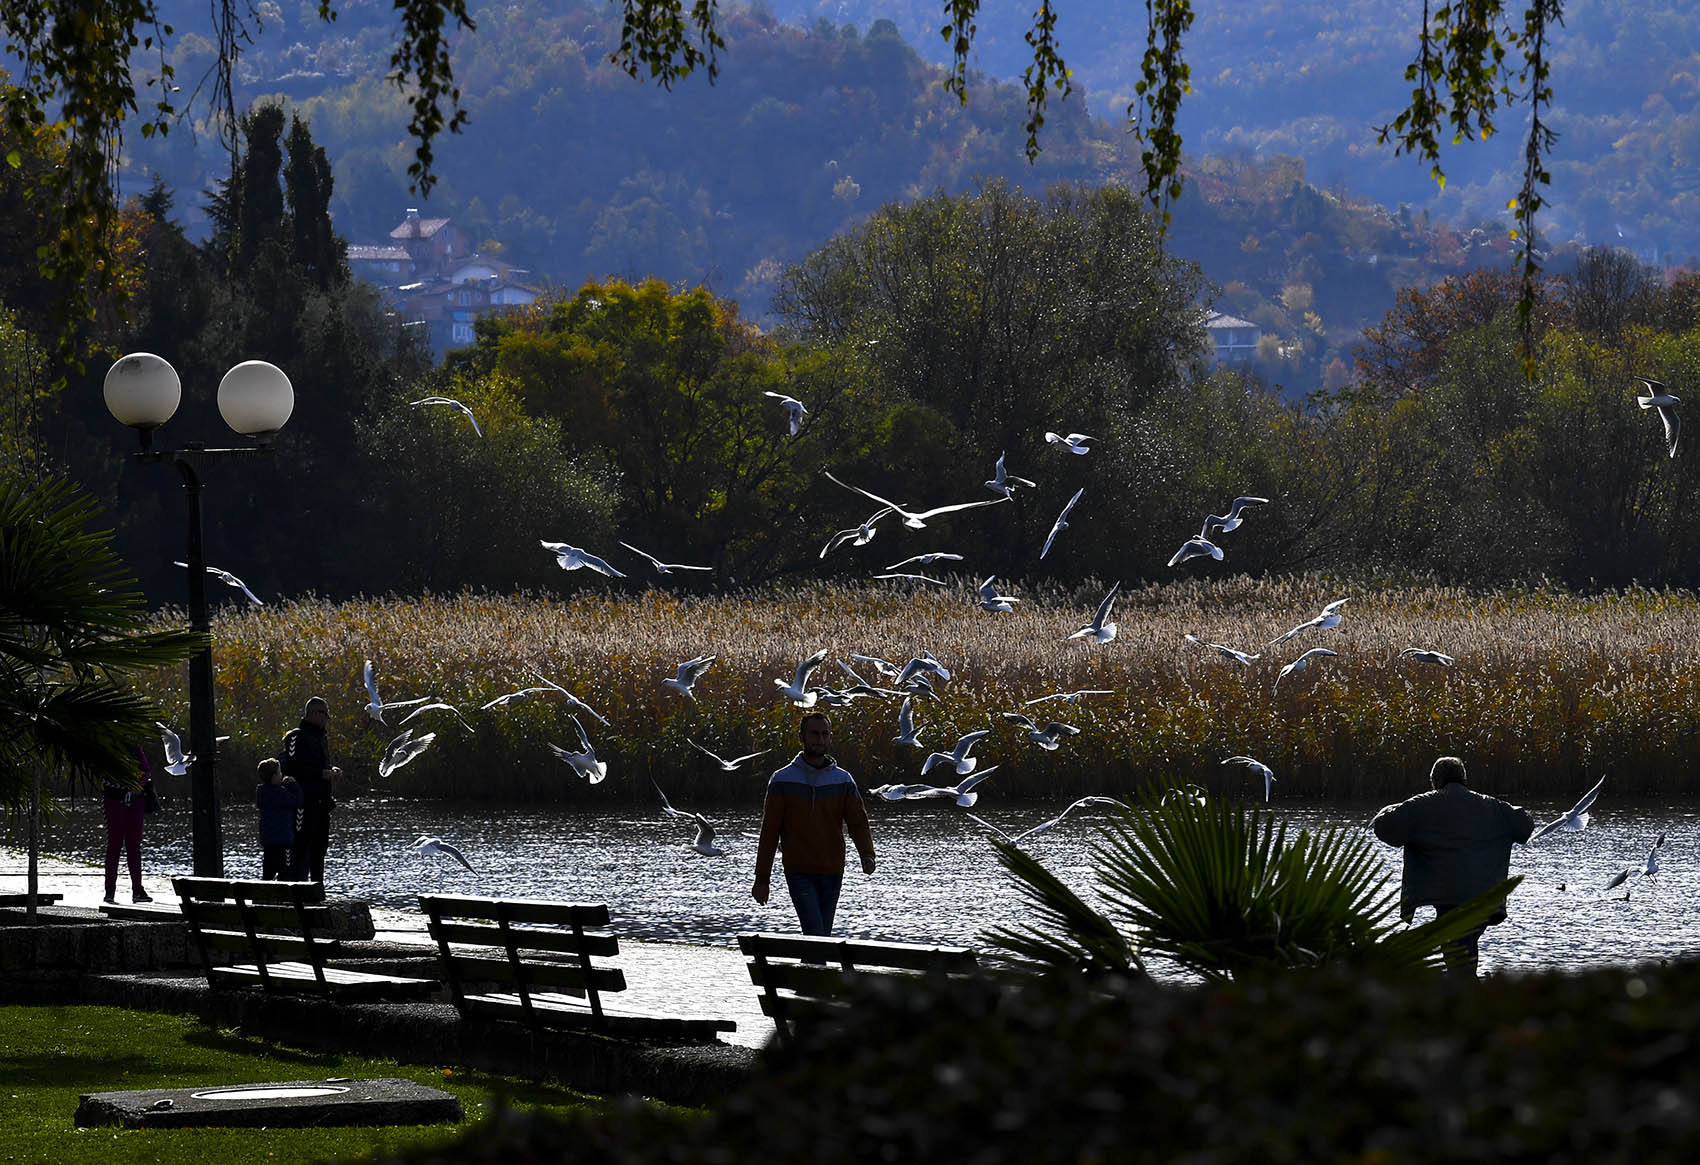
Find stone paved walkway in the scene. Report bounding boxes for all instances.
[1,848,774,1049]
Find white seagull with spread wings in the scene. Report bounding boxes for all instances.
[1067,581,1119,644]
[1044,431,1093,455]
[549,715,608,783]
[1269,598,1350,646]
[921,728,991,777]
[540,540,626,577]
[966,796,1119,847]
[687,738,770,772]
[410,395,483,436]
[1275,647,1338,688]
[1201,496,1269,536]
[823,470,1009,530]
[412,835,475,874]
[775,647,830,707]
[156,722,195,776]
[1635,375,1680,459]
[984,452,1036,499]
[1183,634,1260,666]
[664,654,716,700]
[977,575,1019,612]
[1041,487,1084,560]
[378,728,436,778]
[174,561,264,606]
[619,541,713,574]
[764,391,808,436]
[1000,712,1080,751]
[1168,536,1224,567]
[363,658,432,724]
[1529,773,1607,842]
[1222,755,1276,801]
[821,506,896,558]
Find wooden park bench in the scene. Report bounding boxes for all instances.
[0,892,62,908]
[419,894,737,1043]
[174,876,437,1001]
[738,932,981,1045]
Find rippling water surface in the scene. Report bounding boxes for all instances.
[27,793,1700,974]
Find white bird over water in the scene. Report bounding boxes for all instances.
[1269,598,1350,646]
[1530,773,1607,843]
[1398,647,1456,667]
[977,575,1019,612]
[412,835,475,874]
[1067,581,1119,644]
[821,506,896,558]
[156,722,194,776]
[1222,755,1276,801]
[921,728,991,777]
[999,712,1080,751]
[363,658,432,724]
[763,391,808,436]
[775,647,830,707]
[173,561,264,606]
[687,738,770,772]
[378,728,436,778]
[1635,375,1680,458]
[410,395,483,436]
[540,540,626,577]
[896,765,1001,808]
[1183,634,1260,666]
[885,552,964,571]
[1168,537,1224,568]
[1275,647,1338,688]
[1023,689,1114,706]
[663,654,716,700]
[984,451,1037,499]
[652,781,726,855]
[892,696,924,748]
[1044,431,1093,455]
[1602,833,1665,891]
[966,795,1119,847]
[1041,487,1084,559]
[1201,496,1269,536]
[619,541,713,574]
[549,715,607,783]
[822,470,1009,530]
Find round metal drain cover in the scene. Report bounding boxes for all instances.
[191,1085,351,1101]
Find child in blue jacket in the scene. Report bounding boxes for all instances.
[255,758,302,879]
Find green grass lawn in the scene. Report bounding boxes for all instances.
[0,1004,624,1163]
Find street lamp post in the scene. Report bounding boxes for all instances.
[104,353,294,877]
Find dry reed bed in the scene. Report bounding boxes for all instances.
[152,577,1700,804]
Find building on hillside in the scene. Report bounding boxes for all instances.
[346,244,416,288]
[1203,311,1262,363]
[396,272,540,356]
[390,208,468,276]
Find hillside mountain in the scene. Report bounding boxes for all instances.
[121,0,1658,391]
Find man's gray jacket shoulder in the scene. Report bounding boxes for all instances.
[1372,783,1535,914]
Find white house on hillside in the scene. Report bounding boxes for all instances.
[1203,311,1262,363]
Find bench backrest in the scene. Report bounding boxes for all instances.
[418,894,627,1024]
[739,932,980,1044]
[173,876,333,988]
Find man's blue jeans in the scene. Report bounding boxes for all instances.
[785,872,843,936]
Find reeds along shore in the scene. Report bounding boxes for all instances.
[133,576,1700,805]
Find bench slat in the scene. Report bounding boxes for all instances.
[426,919,621,958]
[210,964,438,1000]
[420,895,611,928]
[438,953,624,994]
[176,877,325,905]
[739,932,978,971]
[462,993,736,1037]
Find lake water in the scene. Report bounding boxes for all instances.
[21,792,1700,975]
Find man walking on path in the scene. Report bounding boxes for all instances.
[751,712,876,935]
[1372,755,1534,975]
[281,696,343,883]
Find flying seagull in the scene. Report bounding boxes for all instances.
[1201,496,1270,536]
[1183,634,1260,666]
[619,541,713,574]
[775,647,830,707]
[1041,487,1085,559]
[687,738,770,772]
[410,395,483,437]
[892,696,924,748]
[1067,581,1119,644]
[1635,375,1680,458]
[893,766,1001,808]
[479,686,555,711]
[1168,537,1224,568]
[999,712,1080,751]
[873,572,950,586]
[966,795,1119,847]
[523,667,610,726]
[173,561,264,606]
[977,575,1019,612]
[921,728,991,777]
[1602,833,1666,891]
[663,654,716,700]
[822,470,1009,530]
[821,506,897,558]
[156,722,194,776]
[1222,755,1276,801]
[412,835,475,874]
[378,728,437,779]
[1023,689,1114,706]
[1529,773,1607,843]
[1269,598,1351,646]
[984,452,1036,499]
[363,658,432,724]
[399,701,476,734]
[885,552,965,571]
[540,540,626,577]
[653,781,727,855]
[1398,647,1456,667]
[1044,431,1093,455]
[895,652,952,687]
[1274,647,1338,688]
[763,391,809,436]
[549,714,608,783]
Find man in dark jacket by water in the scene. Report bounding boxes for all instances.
[1372,755,1534,976]
[751,712,877,935]
[280,696,343,883]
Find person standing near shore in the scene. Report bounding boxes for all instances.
[280,696,342,883]
[751,712,877,936]
[101,745,154,904]
[1371,755,1534,976]
[254,758,302,880]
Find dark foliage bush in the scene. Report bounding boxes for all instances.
[368,960,1700,1163]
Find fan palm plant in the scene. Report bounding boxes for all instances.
[984,787,1516,980]
[0,475,207,910]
